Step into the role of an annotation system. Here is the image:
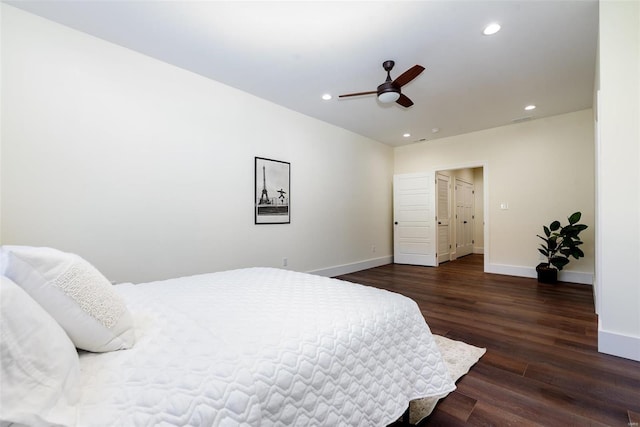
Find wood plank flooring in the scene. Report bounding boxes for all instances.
[336,254,640,426]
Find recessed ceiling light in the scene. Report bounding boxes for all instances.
[524,104,536,111]
[431,128,440,133]
[403,133,411,138]
[483,23,501,36]
[322,94,332,101]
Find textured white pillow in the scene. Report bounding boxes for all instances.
[1,246,135,352]
[0,276,80,426]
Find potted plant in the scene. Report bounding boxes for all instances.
[536,212,588,284]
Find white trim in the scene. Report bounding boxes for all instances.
[598,320,640,362]
[483,163,489,275]
[486,263,594,285]
[485,263,532,278]
[594,89,602,315]
[473,246,484,254]
[310,258,593,284]
[557,270,594,285]
[307,255,393,278]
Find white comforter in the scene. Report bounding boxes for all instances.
[76,268,454,426]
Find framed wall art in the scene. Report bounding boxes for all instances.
[255,157,290,224]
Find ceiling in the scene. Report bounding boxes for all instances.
[7,1,598,147]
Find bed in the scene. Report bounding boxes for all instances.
[1,246,455,426]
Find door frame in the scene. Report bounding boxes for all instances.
[434,161,489,273]
[454,177,474,259]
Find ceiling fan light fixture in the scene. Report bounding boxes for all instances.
[378,91,400,103]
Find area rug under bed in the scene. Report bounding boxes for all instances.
[409,335,486,424]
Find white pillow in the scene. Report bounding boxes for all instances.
[1,246,135,352]
[0,276,80,426]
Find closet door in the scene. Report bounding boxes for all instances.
[393,172,436,266]
[455,179,474,258]
[436,173,451,264]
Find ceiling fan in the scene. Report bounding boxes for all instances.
[339,60,425,107]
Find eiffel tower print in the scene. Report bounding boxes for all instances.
[255,157,290,224]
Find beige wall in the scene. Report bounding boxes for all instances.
[596,0,640,361]
[395,109,595,283]
[0,5,394,283]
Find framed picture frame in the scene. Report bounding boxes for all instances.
[255,157,290,224]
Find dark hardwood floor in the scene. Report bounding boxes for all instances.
[336,254,640,426]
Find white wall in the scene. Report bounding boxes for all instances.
[395,109,595,284]
[0,5,393,283]
[596,0,640,362]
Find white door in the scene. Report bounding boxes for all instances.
[436,173,451,264]
[393,172,437,266]
[455,179,474,258]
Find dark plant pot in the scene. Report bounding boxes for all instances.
[536,263,558,284]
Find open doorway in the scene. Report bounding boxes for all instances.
[435,166,484,265]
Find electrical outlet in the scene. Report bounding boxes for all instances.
[282,257,288,267]
[371,245,376,253]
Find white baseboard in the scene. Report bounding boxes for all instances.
[473,246,484,254]
[598,321,640,362]
[311,259,594,284]
[485,263,594,285]
[308,255,393,278]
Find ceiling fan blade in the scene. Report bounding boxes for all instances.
[393,65,425,87]
[338,90,378,98]
[396,93,414,108]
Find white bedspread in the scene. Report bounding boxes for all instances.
[76,268,454,426]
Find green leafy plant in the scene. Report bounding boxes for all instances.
[537,212,588,271]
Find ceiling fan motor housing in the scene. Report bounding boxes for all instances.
[377,80,400,102]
